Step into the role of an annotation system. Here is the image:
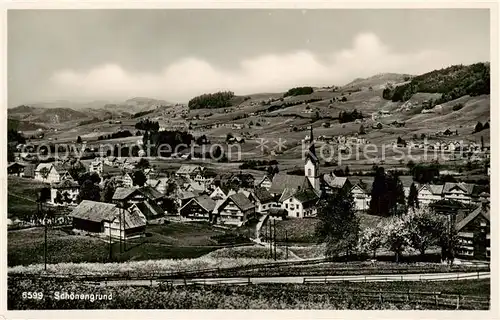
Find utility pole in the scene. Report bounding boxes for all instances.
[109,220,112,261]
[285,230,288,260]
[273,219,277,261]
[269,220,272,257]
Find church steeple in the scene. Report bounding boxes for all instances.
[305,126,320,194]
[306,126,319,164]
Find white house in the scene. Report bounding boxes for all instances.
[281,189,319,218]
[121,172,134,188]
[34,163,71,184]
[351,183,371,211]
[254,175,272,191]
[89,159,104,176]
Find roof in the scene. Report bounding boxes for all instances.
[177,189,196,200]
[419,184,444,195]
[187,181,205,192]
[35,163,53,172]
[112,187,141,201]
[227,193,255,211]
[138,185,164,200]
[113,206,147,229]
[456,205,490,232]
[279,187,299,202]
[253,187,274,203]
[132,200,164,220]
[69,200,118,223]
[443,182,476,195]
[176,164,203,175]
[323,173,348,189]
[254,175,272,186]
[269,173,310,195]
[8,162,25,169]
[52,179,79,189]
[293,189,319,204]
[193,195,217,212]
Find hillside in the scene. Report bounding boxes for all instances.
[383,63,489,103]
[343,73,413,91]
[8,106,91,124]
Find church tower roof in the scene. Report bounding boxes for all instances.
[305,126,319,164]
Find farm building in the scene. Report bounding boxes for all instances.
[69,200,146,240]
[215,193,256,226]
[23,164,37,179]
[175,165,204,179]
[350,181,372,211]
[254,175,273,190]
[34,163,72,184]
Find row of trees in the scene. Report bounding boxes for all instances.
[142,130,194,157]
[135,119,160,132]
[188,91,235,110]
[284,86,314,97]
[474,121,490,133]
[369,167,406,216]
[97,130,134,141]
[338,109,363,123]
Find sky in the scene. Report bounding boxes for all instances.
[8,9,490,107]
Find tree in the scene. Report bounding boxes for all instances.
[39,167,50,181]
[136,130,142,136]
[369,167,388,216]
[135,158,150,170]
[382,215,410,263]
[316,188,360,257]
[132,170,147,187]
[369,168,406,216]
[474,121,483,133]
[483,122,490,130]
[341,96,347,102]
[405,208,446,256]
[76,136,82,143]
[358,124,366,135]
[345,166,350,176]
[226,133,234,142]
[78,179,101,202]
[359,227,384,258]
[407,182,420,210]
[102,179,116,203]
[77,172,101,186]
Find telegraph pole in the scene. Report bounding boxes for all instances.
[269,220,272,257]
[109,220,112,261]
[285,230,288,260]
[273,219,277,261]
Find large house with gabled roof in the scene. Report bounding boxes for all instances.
[281,189,319,218]
[215,193,256,226]
[34,163,72,184]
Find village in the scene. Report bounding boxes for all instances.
[6,125,491,261]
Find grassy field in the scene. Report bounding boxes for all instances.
[261,213,385,244]
[8,278,489,309]
[8,176,51,219]
[7,221,254,267]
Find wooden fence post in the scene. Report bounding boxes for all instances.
[379,289,383,303]
[456,295,460,309]
[435,294,439,307]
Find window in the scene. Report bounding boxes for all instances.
[307,168,312,176]
[285,204,288,209]
[296,212,299,217]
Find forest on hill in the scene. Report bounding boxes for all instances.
[383,62,490,103]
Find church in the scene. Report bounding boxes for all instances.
[269,126,351,218]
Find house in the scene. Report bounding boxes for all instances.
[104,156,117,167]
[175,190,197,213]
[249,187,276,214]
[455,204,490,260]
[146,177,171,194]
[443,182,477,204]
[322,173,351,195]
[185,181,206,194]
[209,186,236,201]
[267,208,288,220]
[112,187,147,207]
[281,189,319,218]
[34,163,72,184]
[350,180,372,211]
[175,165,204,178]
[371,122,383,129]
[254,175,272,191]
[269,174,312,198]
[23,164,36,179]
[179,195,217,222]
[89,159,104,175]
[69,200,146,240]
[7,162,26,176]
[50,179,80,206]
[120,172,134,188]
[417,184,444,205]
[129,200,164,222]
[215,193,256,226]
